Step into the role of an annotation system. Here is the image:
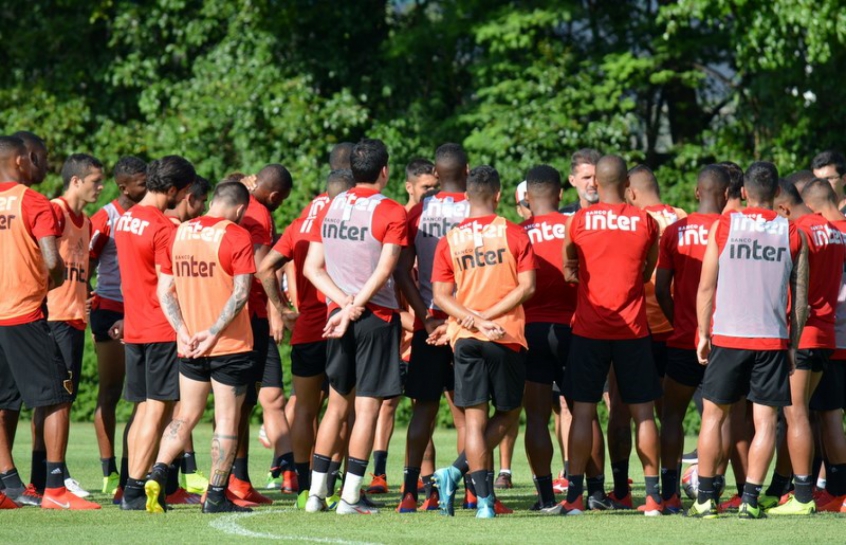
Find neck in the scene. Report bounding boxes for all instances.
[440,180,465,193]
[0,168,21,183]
[745,199,773,210]
[63,192,87,215]
[599,191,625,205]
[138,191,169,212]
[166,203,188,222]
[356,182,381,192]
[697,199,722,215]
[530,202,558,216]
[637,195,662,208]
[789,203,814,220]
[117,194,136,210]
[819,204,846,223]
[468,202,496,218]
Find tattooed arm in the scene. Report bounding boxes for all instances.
[257,249,295,317]
[188,273,252,357]
[39,236,65,290]
[788,231,810,372]
[157,272,191,353]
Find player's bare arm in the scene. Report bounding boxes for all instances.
[788,231,810,371]
[695,222,720,365]
[256,249,296,323]
[156,271,191,354]
[642,236,659,284]
[190,273,252,358]
[655,268,674,323]
[39,235,66,289]
[562,215,579,283]
[303,240,353,308]
[395,245,438,332]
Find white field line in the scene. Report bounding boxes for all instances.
[208,509,382,544]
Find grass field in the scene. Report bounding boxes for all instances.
[2,423,845,544]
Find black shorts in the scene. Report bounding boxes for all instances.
[262,342,284,389]
[48,322,84,401]
[453,338,526,411]
[180,352,254,387]
[525,322,570,386]
[291,341,328,378]
[124,342,179,403]
[810,359,845,411]
[652,340,668,378]
[90,309,123,343]
[702,347,790,407]
[795,348,832,373]
[325,308,402,398]
[664,347,706,388]
[247,316,271,405]
[405,329,454,402]
[0,320,73,410]
[563,335,661,405]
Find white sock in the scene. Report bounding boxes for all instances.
[500,469,512,476]
[309,471,328,498]
[341,473,364,505]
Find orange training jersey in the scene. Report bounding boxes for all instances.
[47,198,90,327]
[432,215,536,350]
[568,202,658,340]
[0,183,58,325]
[643,204,686,339]
[165,216,255,356]
[521,212,575,325]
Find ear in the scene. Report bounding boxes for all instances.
[624,175,631,189]
[740,186,748,201]
[775,201,790,218]
[694,186,702,202]
[559,188,564,200]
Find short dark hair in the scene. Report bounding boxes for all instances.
[188,175,212,199]
[627,164,659,195]
[0,136,26,157]
[776,178,802,205]
[350,138,389,184]
[61,153,103,190]
[326,168,355,197]
[10,131,46,152]
[802,178,839,206]
[526,164,561,195]
[329,142,354,170]
[698,164,730,187]
[718,161,744,199]
[146,156,196,194]
[811,150,846,176]
[466,165,500,200]
[113,156,147,181]
[219,172,246,184]
[406,158,435,179]
[212,181,250,207]
[435,143,468,168]
[570,148,601,174]
[257,164,293,192]
[743,161,779,202]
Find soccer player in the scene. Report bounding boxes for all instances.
[231,164,296,504]
[0,136,99,509]
[89,156,147,499]
[559,149,601,214]
[561,154,662,516]
[811,150,846,210]
[804,179,846,511]
[394,145,472,513]
[655,165,729,512]
[303,138,407,515]
[42,154,104,498]
[427,165,535,519]
[515,180,532,220]
[367,158,439,496]
[721,161,745,213]
[519,165,574,511]
[114,155,196,510]
[145,181,256,514]
[762,179,844,515]
[256,169,355,508]
[692,161,809,519]
[329,142,354,170]
[10,131,48,187]
[166,175,211,224]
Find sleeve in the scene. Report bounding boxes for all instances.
[506,223,537,273]
[25,191,60,239]
[272,222,296,259]
[241,205,273,248]
[430,237,455,283]
[406,202,424,241]
[714,216,729,253]
[645,214,659,246]
[303,205,329,243]
[790,222,802,258]
[657,224,676,270]
[221,224,257,276]
[51,202,65,234]
[154,221,176,273]
[371,201,408,246]
[89,209,110,259]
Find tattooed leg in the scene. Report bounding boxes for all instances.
[210,378,247,482]
[153,374,210,468]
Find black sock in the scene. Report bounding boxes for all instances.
[586,474,605,499]
[312,454,331,474]
[794,475,813,503]
[470,470,490,499]
[564,460,569,476]
[611,460,629,498]
[295,462,311,493]
[327,460,342,496]
[30,450,47,492]
[124,477,146,498]
[714,474,725,498]
[812,456,823,485]
[452,452,468,475]
[735,479,745,497]
[232,457,250,482]
[271,452,295,477]
[166,463,180,495]
[698,476,715,502]
[765,471,791,497]
[741,482,762,508]
[828,464,846,496]
[645,475,660,503]
[486,471,495,499]
[207,481,226,503]
[373,450,388,476]
[45,461,64,489]
[535,474,555,505]
[464,474,476,497]
[347,457,368,478]
[119,457,129,489]
[101,457,117,478]
[403,467,421,502]
[661,468,678,500]
[422,474,433,498]
[566,474,584,504]
[181,452,198,475]
[63,464,71,481]
[0,469,24,490]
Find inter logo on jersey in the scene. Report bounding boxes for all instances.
[420,198,470,238]
[322,220,369,241]
[115,214,150,236]
[677,224,710,247]
[728,239,788,262]
[176,222,226,243]
[454,247,507,271]
[526,221,565,244]
[583,210,641,231]
[174,255,217,277]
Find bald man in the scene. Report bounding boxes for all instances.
[10,131,48,187]
[561,155,662,516]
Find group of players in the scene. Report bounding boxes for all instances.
[1,130,846,521]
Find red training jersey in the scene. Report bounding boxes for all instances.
[521,212,575,324]
[240,196,275,319]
